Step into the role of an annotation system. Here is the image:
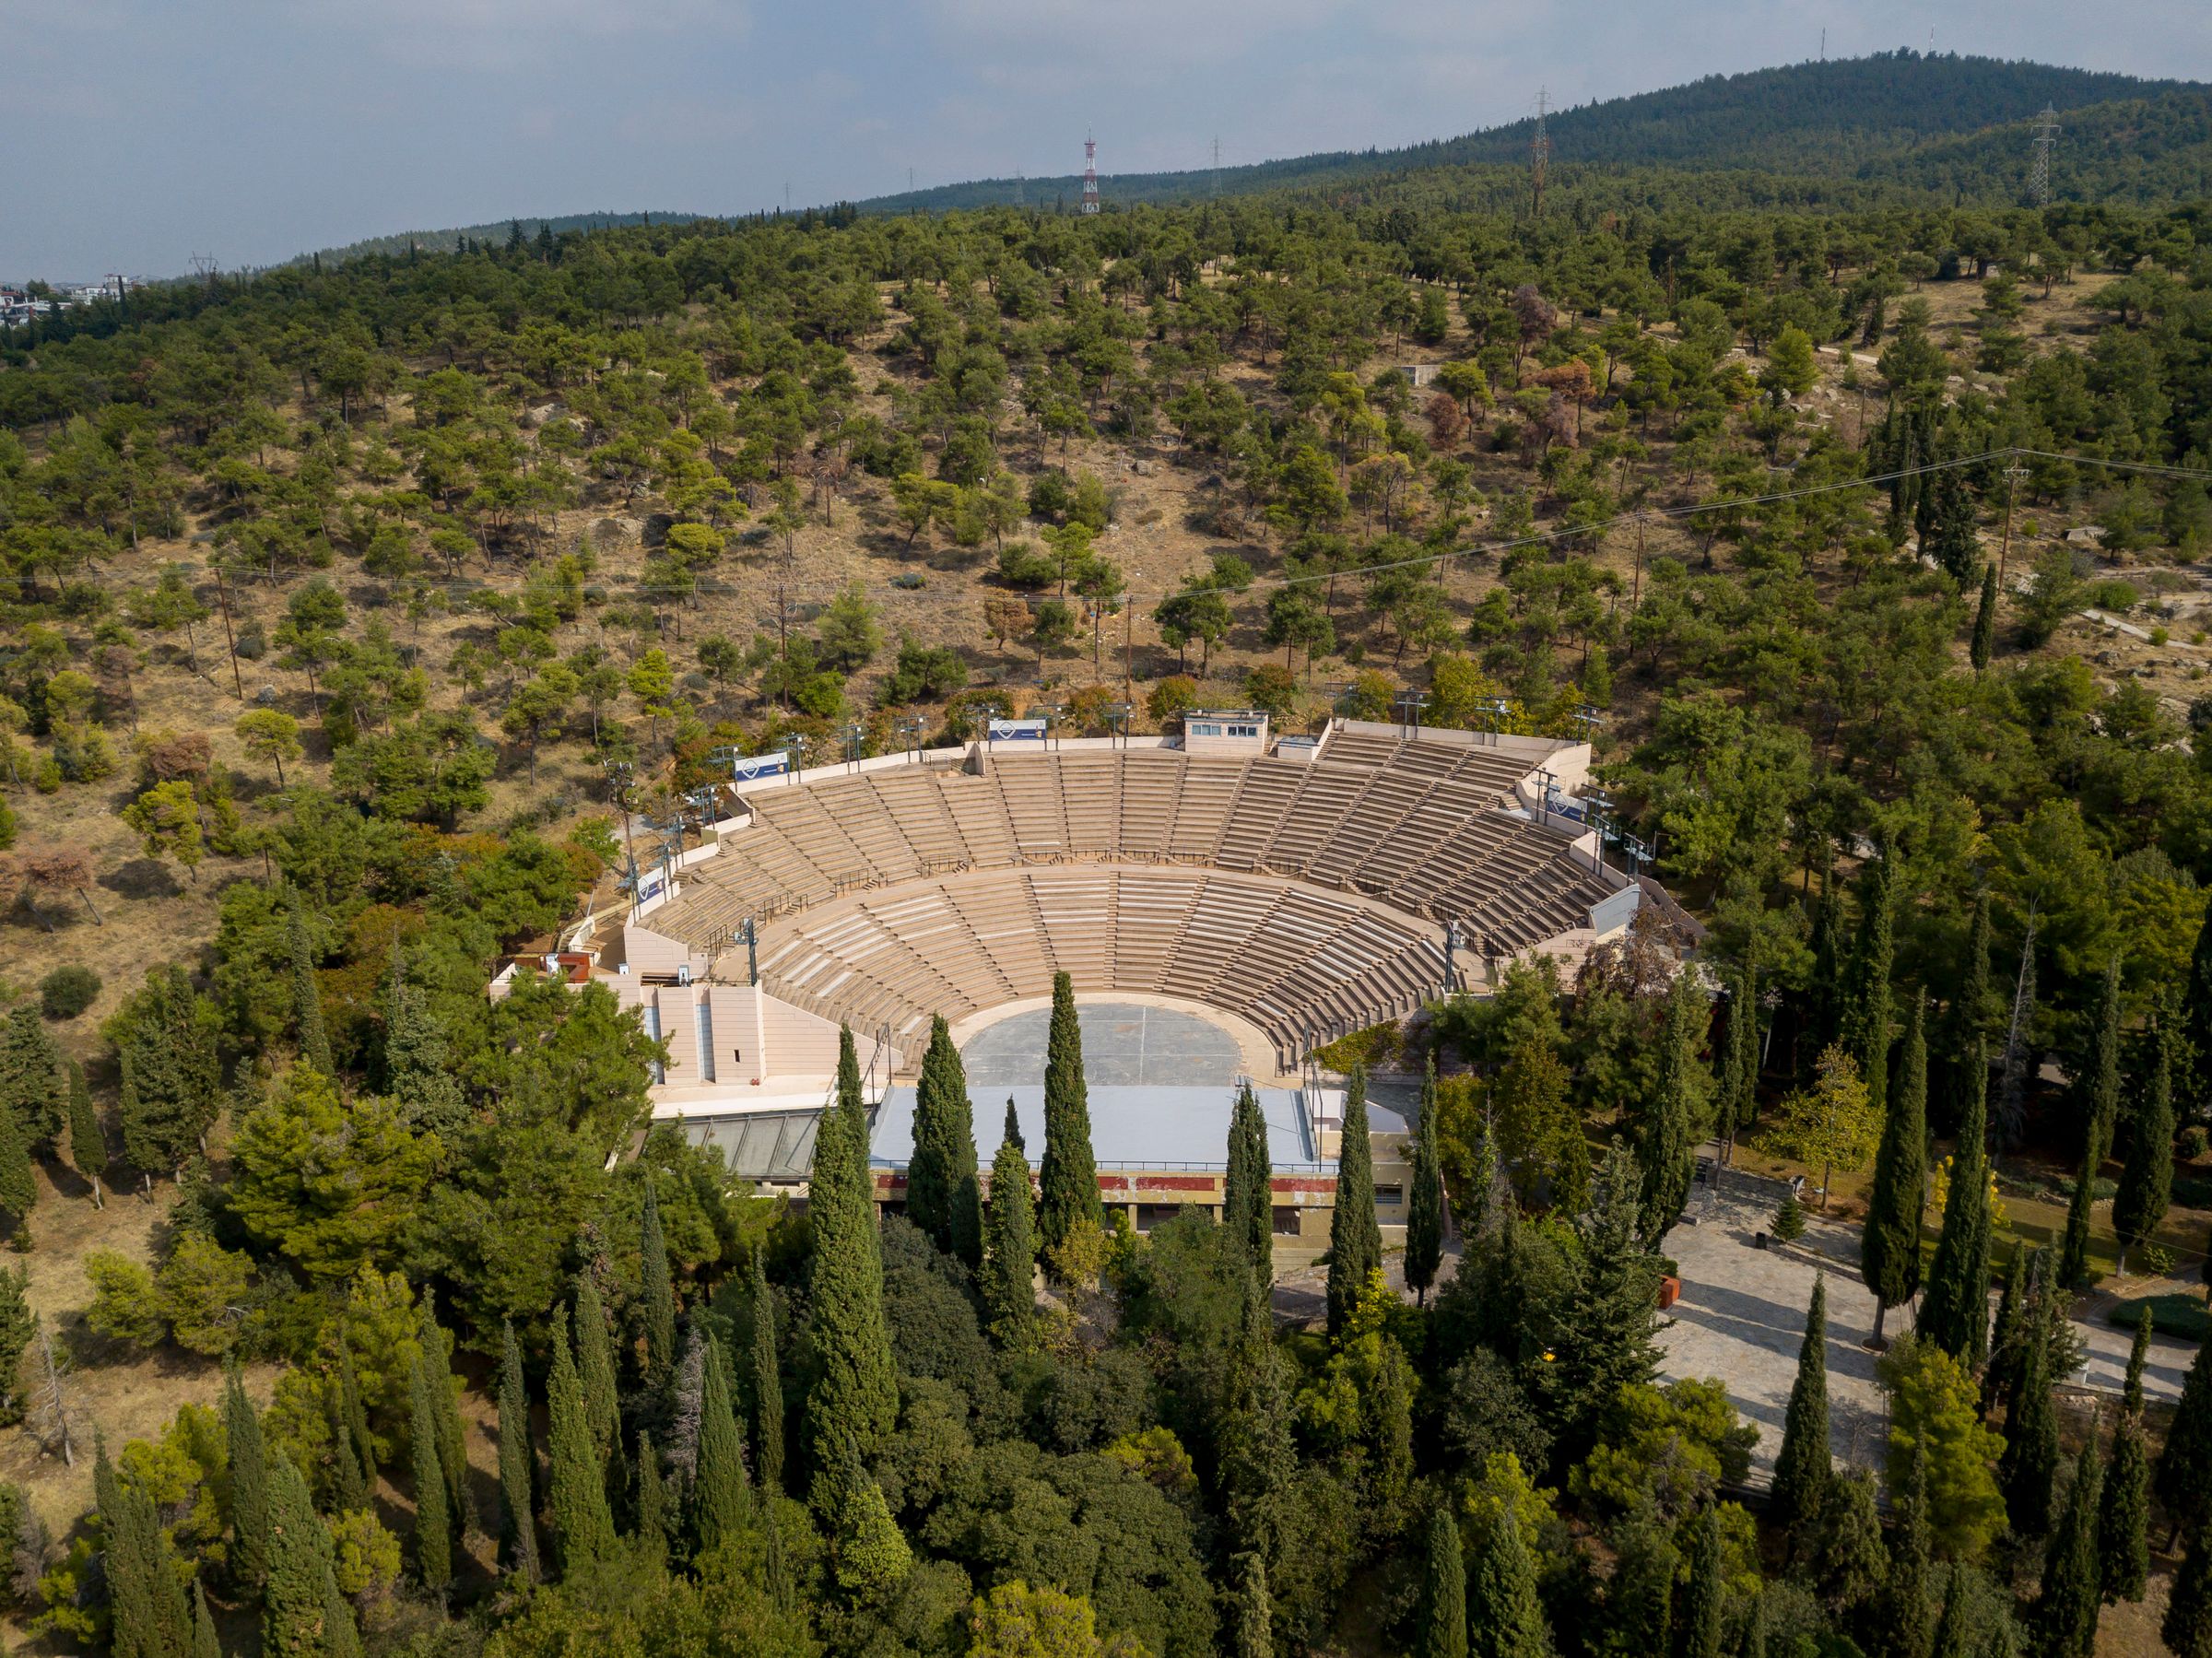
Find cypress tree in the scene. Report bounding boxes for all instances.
[1003,1096,1024,1153]
[0,1099,36,1229]
[1917,1040,1992,1363]
[65,1060,105,1205]
[1405,1055,1445,1306]
[694,1339,753,1552]
[1545,1141,1659,1459]
[190,1582,220,1658]
[2039,1439,2104,1658]
[2171,1523,2212,1658]
[496,1320,539,1582]
[2124,1306,2152,1413]
[828,1432,912,1593]
[635,1431,668,1558]
[908,1016,983,1267]
[417,1288,473,1535]
[285,888,332,1074]
[1638,968,1707,1249]
[2189,905,2212,1112]
[1931,1567,1970,1658]
[545,1303,615,1575]
[1224,1082,1273,1293]
[2159,1315,2212,1546]
[982,1128,1038,1346]
[1037,973,1099,1266]
[806,1026,898,1502]
[1944,891,1994,1133]
[0,1001,65,1149]
[408,1357,452,1594]
[335,1344,375,1492]
[1983,1245,2037,1418]
[572,1274,618,1462]
[1887,1443,1935,1658]
[639,1178,677,1377]
[2112,999,2174,1276]
[1325,1066,1382,1337]
[747,1247,785,1495]
[320,1564,363,1658]
[1865,996,1929,1345]
[1971,562,1998,672]
[2058,956,2123,1288]
[1218,1280,1294,1574]
[1716,951,1759,1163]
[1839,845,1897,1112]
[1678,1504,1724,1658]
[1470,1506,1553,1658]
[326,1387,369,1513]
[763,1492,792,1612]
[1807,846,1843,1061]
[142,1496,192,1658]
[1231,1551,1274,1658]
[98,1439,156,1658]
[1416,1506,1468,1658]
[1771,1275,1833,1538]
[2101,1405,2150,1604]
[264,1456,333,1658]
[223,1358,270,1591]
[2003,1286,2062,1537]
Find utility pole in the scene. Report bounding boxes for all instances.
[1530,88,1550,219]
[2030,105,2059,209]
[1997,462,2030,589]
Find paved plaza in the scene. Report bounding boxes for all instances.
[961,1001,1247,1089]
[1660,1167,2195,1478]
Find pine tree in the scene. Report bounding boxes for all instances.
[572,1273,618,1465]
[263,1455,334,1658]
[1416,1506,1468,1658]
[1224,1083,1273,1293]
[0,1003,64,1149]
[2170,1523,2212,1658]
[2112,998,2174,1276]
[545,1303,615,1575]
[908,1016,983,1267]
[1886,1443,1935,1658]
[639,1178,677,1377]
[1545,1141,1659,1459]
[635,1430,669,1558]
[1678,1503,1724,1658]
[496,1320,539,1582]
[417,1288,473,1536]
[1037,974,1099,1267]
[223,1358,270,1591]
[806,1026,898,1503]
[1771,1274,1833,1538]
[1945,892,1994,1132]
[320,1564,363,1658]
[0,1100,37,1229]
[1917,1040,1992,1363]
[747,1247,785,1495]
[1231,1551,1274,1658]
[285,888,332,1075]
[2059,956,2123,1288]
[382,947,466,1138]
[65,1060,104,1206]
[1838,846,1898,1113]
[1325,1066,1382,1338]
[694,1339,753,1553]
[2101,1406,2150,1604]
[1971,562,1999,672]
[1469,1506,1553,1658]
[1405,1055,1445,1306]
[1864,997,1929,1345]
[2159,1315,2212,1546]
[2039,1439,2104,1658]
[1638,968,1707,1249]
[982,1128,1038,1346]
[2003,1287,2062,1538]
[190,1582,220,1658]
[1716,951,1759,1163]
[408,1356,453,1594]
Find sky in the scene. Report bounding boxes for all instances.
[2,0,2207,281]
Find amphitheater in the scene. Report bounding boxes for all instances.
[506,716,1649,1240]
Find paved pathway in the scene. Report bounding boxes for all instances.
[1660,1169,2195,1478]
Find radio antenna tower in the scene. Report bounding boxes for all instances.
[2030,104,2059,207]
[1530,88,1550,218]
[1081,133,1100,215]
[1015,171,1025,206]
[189,253,218,289]
[1211,135,1221,197]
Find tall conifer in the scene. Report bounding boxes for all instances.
[417,1288,473,1535]
[1771,1275,1833,1538]
[806,1027,898,1503]
[2059,956,2124,1286]
[496,1320,538,1582]
[1918,1040,1992,1362]
[1971,563,1999,672]
[747,1247,785,1495]
[572,1273,618,1462]
[1946,891,1994,1130]
[319,1565,362,1658]
[635,1431,669,1558]
[694,1340,753,1552]
[1864,997,1929,1344]
[2112,999,2174,1276]
[2102,1403,2151,1604]
[1325,1066,1382,1337]
[2171,1525,2212,1658]
[1405,1055,1445,1306]
[263,1456,334,1658]
[545,1304,614,1575]
[908,1016,983,1266]
[2004,1286,2062,1537]
[223,1359,270,1591]
[982,1129,1037,1346]
[1224,1083,1273,1292]
[1886,1443,1934,1658]
[1037,974,1098,1266]
[65,1060,104,1205]
[2040,1439,2104,1658]
[1416,1506,1468,1658]
[1716,951,1759,1163]
[1679,1504,1724,1658]
[1839,846,1897,1111]
[408,1357,452,1594]
[1469,1506,1552,1658]
[1638,969,1706,1248]
[285,888,332,1075]
[190,1582,220,1658]
[1231,1551,1274,1658]
[639,1178,677,1377]
[2159,1314,2212,1546]
[1218,1280,1294,1576]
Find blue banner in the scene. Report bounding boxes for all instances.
[987,718,1047,742]
[732,750,790,781]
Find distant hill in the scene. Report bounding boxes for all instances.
[859,52,2206,214]
[298,210,708,266]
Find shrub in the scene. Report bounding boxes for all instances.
[232,620,267,661]
[1146,676,1200,725]
[2108,1293,2209,1342]
[1771,1188,1806,1242]
[38,967,100,1021]
[2181,1125,2208,1161]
